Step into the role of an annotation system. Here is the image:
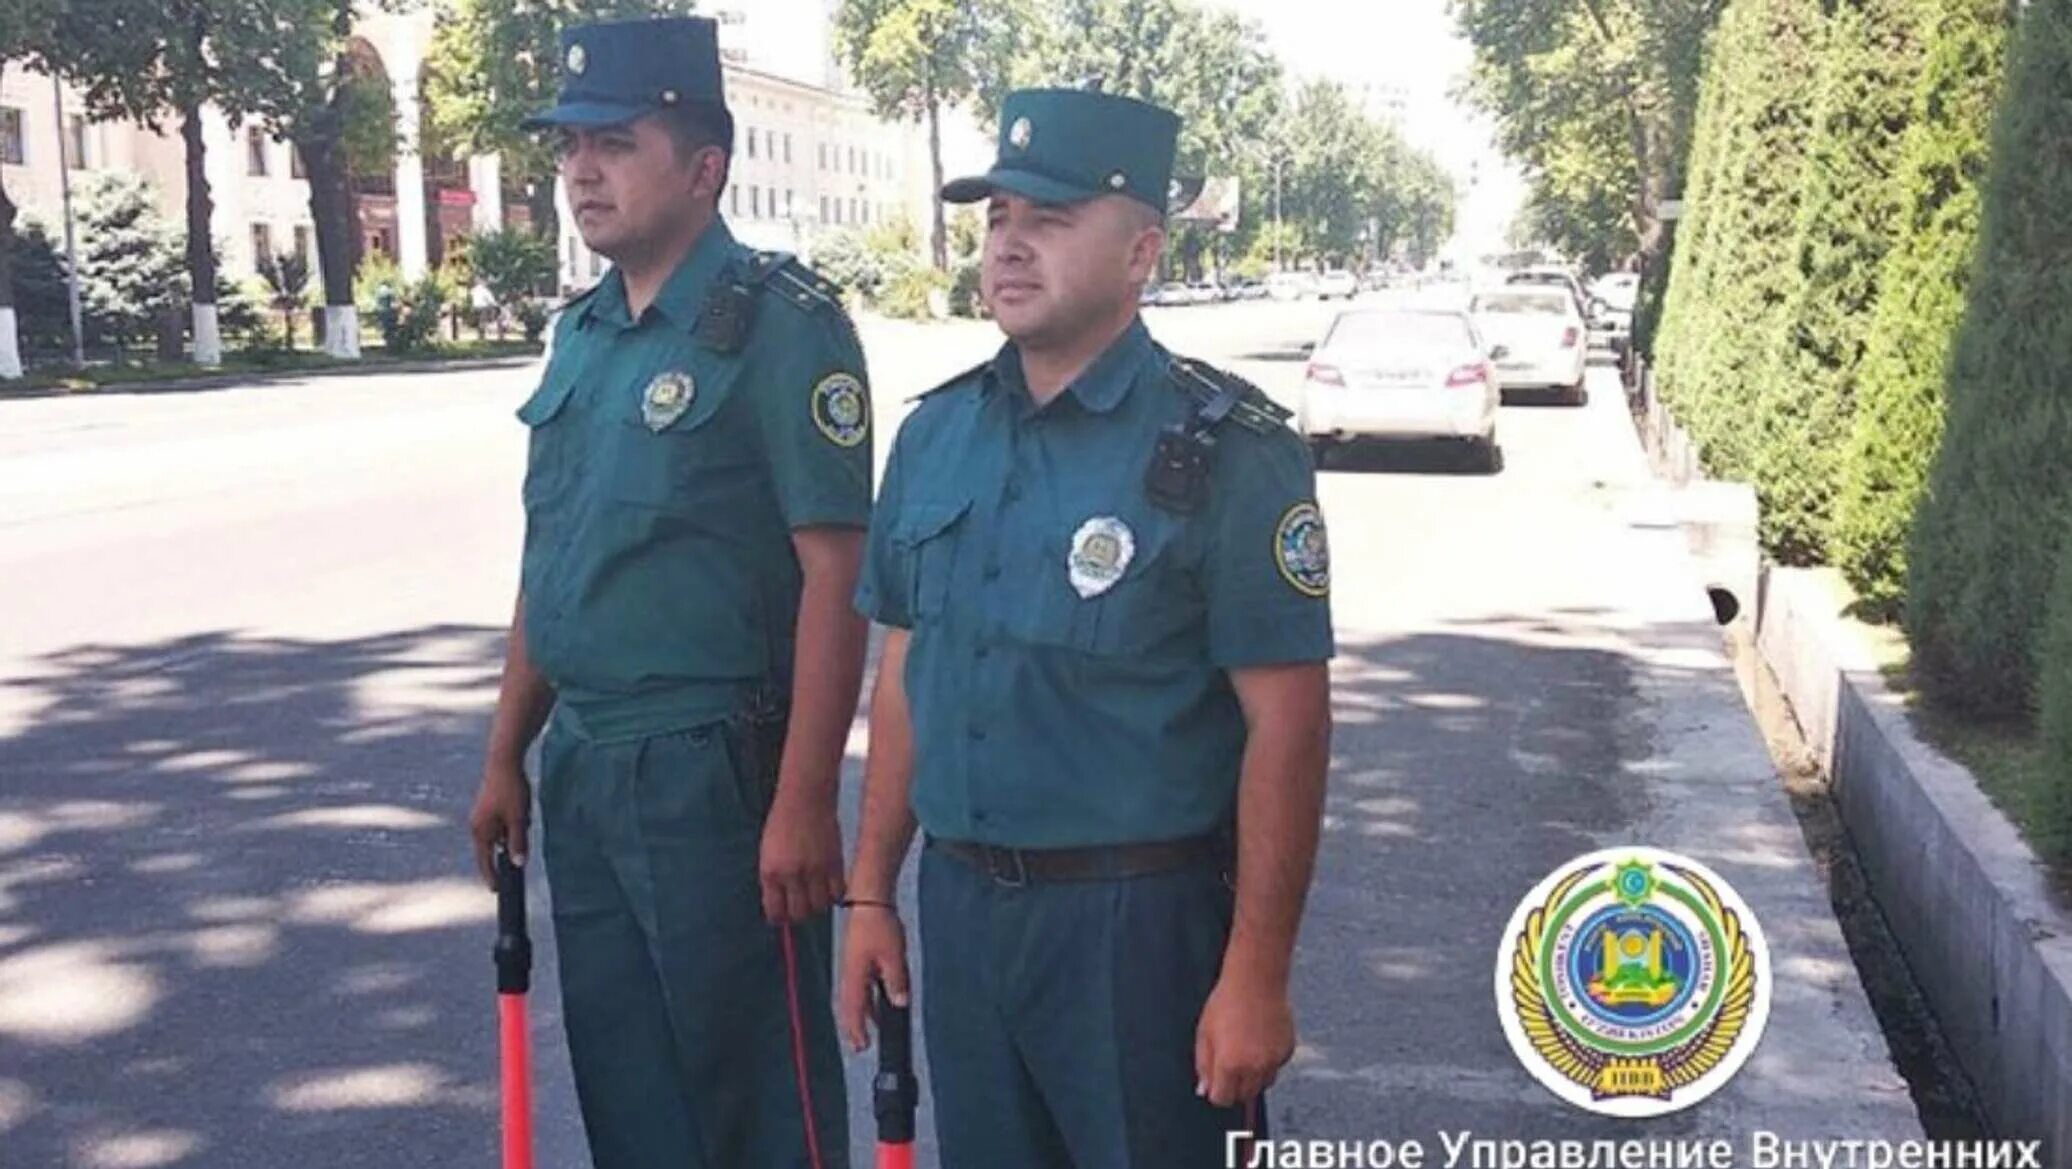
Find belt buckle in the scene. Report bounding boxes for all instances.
[987,845,1029,888]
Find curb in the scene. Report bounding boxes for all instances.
[1759,567,2072,1158]
[1625,357,2072,1155]
[0,354,539,401]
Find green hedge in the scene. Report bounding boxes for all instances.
[1834,0,2012,620]
[1907,0,2072,720]
[1745,0,1926,565]
[1653,0,1825,494]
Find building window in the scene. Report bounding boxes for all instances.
[290,145,305,180]
[818,142,827,170]
[730,186,741,217]
[820,195,829,223]
[784,189,794,217]
[750,186,761,218]
[0,107,22,165]
[251,223,275,264]
[293,225,313,268]
[247,127,269,177]
[783,133,792,164]
[747,129,758,160]
[64,115,87,169]
[847,146,856,175]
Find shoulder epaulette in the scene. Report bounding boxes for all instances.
[745,250,846,315]
[1166,356,1292,435]
[910,359,990,404]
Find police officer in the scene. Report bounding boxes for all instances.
[466,17,868,1169]
[838,88,1334,1166]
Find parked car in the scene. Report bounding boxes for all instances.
[1504,266,1588,317]
[1469,287,1589,405]
[1186,281,1224,305]
[1297,307,1501,472]
[1586,273,1641,356]
[1139,283,1164,307]
[1267,271,1315,301]
[1235,279,1270,301]
[1152,283,1194,307]
[1317,269,1359,300]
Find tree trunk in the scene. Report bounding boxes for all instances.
[181,98,222,366]
[527,180,558,265]
[0,171,19,378]
[300,135,362,358]
[926,85,948,272]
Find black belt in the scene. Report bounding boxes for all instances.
[929,833,1228,885]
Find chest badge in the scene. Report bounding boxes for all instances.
[641,370,696,431]
[1067,516,1136,599]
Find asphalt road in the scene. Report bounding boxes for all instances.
[0,293,1918,1168]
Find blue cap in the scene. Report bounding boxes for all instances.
[942,88,1180,212]
[522,17,729,131]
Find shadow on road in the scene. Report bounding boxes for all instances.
[0,626,517,1168]
[1317,440,1501,477]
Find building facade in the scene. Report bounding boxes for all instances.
[1,1,961,303]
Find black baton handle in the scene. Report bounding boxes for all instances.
[493,845,532,995]
[871,977,918,1143]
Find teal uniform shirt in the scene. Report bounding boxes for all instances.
[520,219,872,741]
[856,318,1333,849]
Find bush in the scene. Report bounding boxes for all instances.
[514,298,551,344]
[385,276,448,354]
[1905,0,2072,719]
[876,259,945,321]
[2032,538,2072,862]
[809,230,883,303]
[355,251,404,316]
[947,255,984,318]
[1834,0,2012,620]
[75,173,186,357]
[1743,0,1927,565]
[9,217,73,357]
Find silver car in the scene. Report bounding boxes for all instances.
[1297,307,1502,472]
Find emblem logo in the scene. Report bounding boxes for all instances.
[1067,516,1135,599]
[811,372,870,448]
[1496,848,1771,1118]
[1009,117,1033,151]
[641,370,696,431]
[1274,502,1330,597]
[566,43,588,76]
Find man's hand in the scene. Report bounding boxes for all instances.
[759,790,845,923]
[837,906,909,1052]
[468,761,532,890]
[1194,972,1296,1108]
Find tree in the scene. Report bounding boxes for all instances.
[236,0,400,360]
[73,173,186,358]
[836,0,1025,271]
[1455,0,1725,286]
[0,0,64,377]
[1904,0,2072,719]
[44,0,282,367]
[423,0,695,248]
[257,249,312,351]
[1833,0,2012,618]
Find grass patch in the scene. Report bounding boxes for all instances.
[4,339,540,395]
[1881,652,2072,876]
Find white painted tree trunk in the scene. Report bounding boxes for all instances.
[323,306,361,359]
[0,308,20,379]
[192,304,222,367]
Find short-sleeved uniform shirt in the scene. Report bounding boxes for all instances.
[856,318,1333,848]
[520,219,871,738]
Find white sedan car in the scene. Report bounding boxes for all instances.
[1469,287,1589,405]
[1297,307,1501,472]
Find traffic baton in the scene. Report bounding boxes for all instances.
[492,845,533,1169]
[871,976,918,1169]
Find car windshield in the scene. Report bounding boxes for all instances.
[1323,311,1472,354]
[1472,292,1570,316]
[1598,282,1639,310]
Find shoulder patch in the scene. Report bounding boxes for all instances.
[910,359,989,404]
[1167,356,1293,434]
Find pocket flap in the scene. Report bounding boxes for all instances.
[892,499,972,545]
[516,369,576,427]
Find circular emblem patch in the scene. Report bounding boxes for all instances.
[811,372,869,448]
[1067,516,1135,599]
[1496,848,1771,1118]
[1008,117,1033,151]
[641,370,695,431]
[1274,502,1330,597]
[566,43,588,75]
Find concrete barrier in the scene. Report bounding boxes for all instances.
[1759,568,2072,1158]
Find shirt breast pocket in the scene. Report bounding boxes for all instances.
[892,500,971,623]
[1056,516,1197,658]
[604,386,756,511]
[518,367,578,509]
